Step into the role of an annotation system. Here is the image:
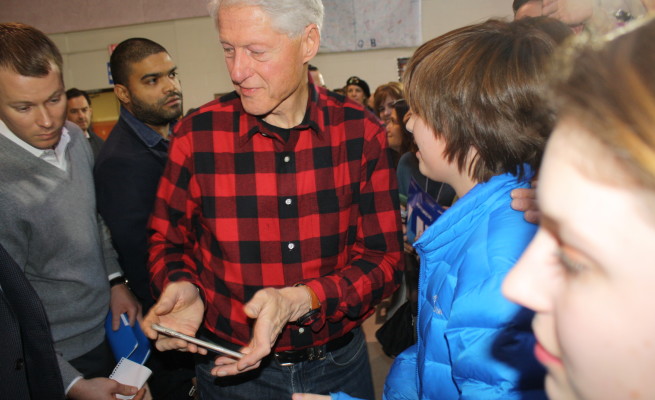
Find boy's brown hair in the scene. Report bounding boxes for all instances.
[403,19,556,182]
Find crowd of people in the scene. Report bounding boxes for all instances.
[1,1,654,400]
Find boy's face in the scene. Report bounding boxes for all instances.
[0,66,66,149]
[406,114,454,184]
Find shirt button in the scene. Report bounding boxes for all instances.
[285,198,292,205]
[299,327,305,334]
[15,358,24,370]
[283,156,291,163]
[288,242,295,250]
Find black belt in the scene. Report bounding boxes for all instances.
[201,329,355,366]
[274,331,355,366]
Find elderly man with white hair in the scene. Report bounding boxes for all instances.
[143,1,404,399]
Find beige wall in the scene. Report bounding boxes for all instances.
[50,0,513,114]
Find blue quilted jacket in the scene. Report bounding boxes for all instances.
[328,169,545,400]
[384,169,545,400]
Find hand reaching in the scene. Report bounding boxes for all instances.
[211,286,309,376]
[142,281,206,354]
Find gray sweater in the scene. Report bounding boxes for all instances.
[0,122,122,388]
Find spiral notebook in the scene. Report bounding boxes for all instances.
[109,357,152,399]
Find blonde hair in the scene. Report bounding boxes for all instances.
[551,17,655,187]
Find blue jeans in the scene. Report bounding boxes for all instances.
[196,327,375,400]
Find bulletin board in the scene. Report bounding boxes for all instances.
[320,0,422,53]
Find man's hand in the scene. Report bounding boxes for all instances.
[510,187,540,224]
[292,394,331,400]
[142,281,206,354]
[110,283,142,330]
[67,377,146,400]
[542,0,593,26]
[211,286,310,376]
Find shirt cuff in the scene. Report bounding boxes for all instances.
[65,375,84,396]
[107,272,122,281]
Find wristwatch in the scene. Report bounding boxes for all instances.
[294,283,321,326]
[109,275,129,288]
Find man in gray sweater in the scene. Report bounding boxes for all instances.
[0,23,143,399]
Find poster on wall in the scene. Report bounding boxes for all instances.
[320,0,421,53]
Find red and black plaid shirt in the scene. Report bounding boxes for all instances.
[148,84,403,351]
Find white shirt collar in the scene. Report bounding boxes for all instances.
[0,119,70,170]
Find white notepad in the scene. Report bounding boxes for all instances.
[109,357,152,399]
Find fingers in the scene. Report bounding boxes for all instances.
[126,302,141,327]
[523,209,542,224]
[114,382,139,397]
[510,188,536,200]
[111,309,122,332]
[212,351,263,376]
[292,394,332,400]
[142,309,160,339]
[132,388,147,400]
[510,197,534,213]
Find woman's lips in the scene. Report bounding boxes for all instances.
[534,341,563,367]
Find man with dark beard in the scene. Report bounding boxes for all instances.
[94,37,195,400]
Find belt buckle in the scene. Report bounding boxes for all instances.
[274,351,298,367]
[308,346,326,361]
[274,346,327,366]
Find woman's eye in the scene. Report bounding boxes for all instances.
[557,249,587,275]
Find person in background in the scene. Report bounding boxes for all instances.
[66,88,104,159]
[540,0,649,33]
[384,99,413,166]
[344,75,371,107]
[297,17,556,400]
[522,15,575,43]
[142,0,403,399]
[0,22,143,400]
[94,37,196,399]
[308,64,326,88]
[514,0,543,19]
[372,81,403,123]
[504,16,655,400]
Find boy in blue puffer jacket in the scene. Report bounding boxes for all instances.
[295,17,560,400]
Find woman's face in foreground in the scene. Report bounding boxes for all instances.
[503,120,655,400]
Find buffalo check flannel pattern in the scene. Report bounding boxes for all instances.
[148,84,403,351]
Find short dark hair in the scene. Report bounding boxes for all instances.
[109,38,168,86]
[308,64,319,71]
[0,22,63,77]
[403,19,557,183]
[65,88,91,105]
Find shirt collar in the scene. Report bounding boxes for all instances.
[120,106,171,148]
[0,118,70,160]
[239,81,324,146]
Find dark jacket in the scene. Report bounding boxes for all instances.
[94,113,169,311]
[0,243,65,399]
